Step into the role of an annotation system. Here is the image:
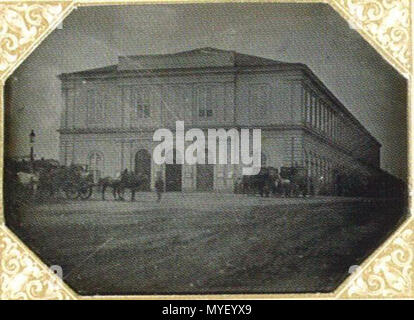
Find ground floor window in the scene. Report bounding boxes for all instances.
[88,151,104,183]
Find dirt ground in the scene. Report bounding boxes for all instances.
[6,192,407,295]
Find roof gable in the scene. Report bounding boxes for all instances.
[118,47,235,70]
[60,47,293,77]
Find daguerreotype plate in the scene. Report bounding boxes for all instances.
[0,0,413,300]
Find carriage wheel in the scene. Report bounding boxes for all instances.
[79,185,93,200]
[64,185,79,200]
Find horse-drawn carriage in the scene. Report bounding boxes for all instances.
[238,167,276,197]
[279,166,309,197]
[6,160,95,201]
[99,170,149,201]
[238,165,309,197]
[37,164,94,200]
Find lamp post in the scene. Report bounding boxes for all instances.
[29,130,35,162]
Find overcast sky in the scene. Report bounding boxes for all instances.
[5,3,407,179]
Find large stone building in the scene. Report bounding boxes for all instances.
[58,47,381,193]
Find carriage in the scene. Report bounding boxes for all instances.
[38,164,94,200]
[61,168,94,200]
[239,167,277,197]
[279,166,309,196]
[238,165,310,197]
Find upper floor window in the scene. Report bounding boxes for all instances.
[133,89,151,120]
[136,104,150,118]
[304,88,312,125]
[318,99,324,131]
[197,86,214,119]
[199,109,213,118]
[248,84,269,119]
[311,94,317,127]
[87,90,104,125]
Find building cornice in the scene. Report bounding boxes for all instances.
[57,123,306,135]
[58,64,304,81]
[58,124,379,171]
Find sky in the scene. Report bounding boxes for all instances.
[5,3,407,179]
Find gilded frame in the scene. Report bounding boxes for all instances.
[0,0,412,300]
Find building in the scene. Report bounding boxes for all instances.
[58,47,381,193]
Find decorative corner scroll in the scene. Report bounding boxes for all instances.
[0,1,74,82]
[336,217,414,298]
[0,226,76,299]
[330,0,411,77]
[0,0,412,300]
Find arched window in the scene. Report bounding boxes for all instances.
[88,152,104,183]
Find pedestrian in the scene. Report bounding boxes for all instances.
[155,172,164,202]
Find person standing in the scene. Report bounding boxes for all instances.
[155,172,164,202]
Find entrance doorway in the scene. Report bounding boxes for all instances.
[196,149,214,191]
[134,149,151,191]
[196,164,214,191]
[165,149,182,192]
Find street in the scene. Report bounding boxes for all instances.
[7,192,407,295]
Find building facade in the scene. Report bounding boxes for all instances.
[58,47,381,193]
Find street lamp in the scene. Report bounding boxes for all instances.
[29,130,35,161]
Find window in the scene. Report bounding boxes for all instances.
[318,100,322,130]
[88,152,104,183]
[134,90,151,119]
[328,110,332,137]
[304,88,311,125]
[136,103,150,118]
[87,90,104,125]
[197,86,213,119]
[199,108,213,118]
[334,114,338,142]
[312,94,317,128]
[309,93,313,126]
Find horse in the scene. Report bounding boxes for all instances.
[117,172,149,201]
[99,172,148,201]
[99,177,122,200]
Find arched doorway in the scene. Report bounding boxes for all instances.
[165,149,182,192]
[196,149,214,191]
[135,149,151,191]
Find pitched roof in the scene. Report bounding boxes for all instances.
[59,64,117,77]
[59,47,294,77]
